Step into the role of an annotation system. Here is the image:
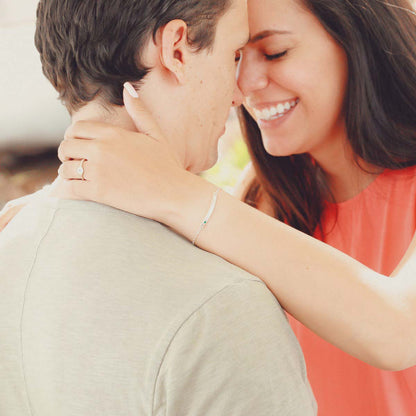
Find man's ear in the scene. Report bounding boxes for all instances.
[158,20,192,84]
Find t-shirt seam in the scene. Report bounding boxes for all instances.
[19,206,59,416]
[149,278,265,416]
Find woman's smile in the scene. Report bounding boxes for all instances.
[238,0,349,160]
[253,98,299,129]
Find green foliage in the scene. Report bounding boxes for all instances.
[203,135,250,192]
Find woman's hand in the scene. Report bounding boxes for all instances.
[54,85,217,237]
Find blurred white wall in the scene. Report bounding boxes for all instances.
[0,0,70,149]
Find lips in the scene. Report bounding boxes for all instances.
[253,99,299,131]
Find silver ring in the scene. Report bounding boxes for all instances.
[76,159,86,181]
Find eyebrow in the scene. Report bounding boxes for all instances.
[249,30,292,43]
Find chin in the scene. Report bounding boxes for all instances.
[188,159,215,175]
[198,152,219,174]
[262,135,294,157]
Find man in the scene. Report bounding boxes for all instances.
[0,0,317,414]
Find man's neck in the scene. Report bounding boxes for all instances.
[71,101,137,132]
[49,101,137,200]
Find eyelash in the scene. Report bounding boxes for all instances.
[265,50,288,61]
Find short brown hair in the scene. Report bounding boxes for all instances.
[35,0,231,113]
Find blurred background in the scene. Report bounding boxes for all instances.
[0,0,250,209]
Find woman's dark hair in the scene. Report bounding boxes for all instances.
[35,0,231,113]
[240,0,416,235]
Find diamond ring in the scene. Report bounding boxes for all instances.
[76,159,86,181]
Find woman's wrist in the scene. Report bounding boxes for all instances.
[159,170,219,242]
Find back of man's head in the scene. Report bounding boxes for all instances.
[35,0,231,114]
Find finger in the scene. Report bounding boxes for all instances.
[0,205,23,232]
[58,138,96,162]
[123,83,167,144]
[58,159,91,181]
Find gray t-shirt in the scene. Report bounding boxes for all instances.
[0,197,317,415]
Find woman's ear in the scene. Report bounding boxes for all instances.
[158,20,191,84]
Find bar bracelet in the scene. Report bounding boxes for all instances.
[192,189,220,246]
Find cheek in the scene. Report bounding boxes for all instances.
[268,57,312,100]
[308,47,348,112]
[222,58,239,96]
[213,66,237,119]
[275,53,347,121]
[243,102,256,120]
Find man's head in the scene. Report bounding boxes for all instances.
[35,0,232,113]
[35,0,249,172]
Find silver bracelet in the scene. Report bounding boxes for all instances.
[192,189,220,246]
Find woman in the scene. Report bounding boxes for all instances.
[2,0,416,414]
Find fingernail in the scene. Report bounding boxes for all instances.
[124,82,139,98]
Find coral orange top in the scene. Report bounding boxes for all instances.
[289,165,416,415]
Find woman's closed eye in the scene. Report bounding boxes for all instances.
[265,50,288,61]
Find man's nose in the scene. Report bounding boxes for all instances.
[232,85,244,107]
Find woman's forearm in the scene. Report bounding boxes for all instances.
[167,174,416,370]
[51,118,416,370]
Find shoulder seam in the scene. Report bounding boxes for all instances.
[19,206,59,416]
[149,278,265,415]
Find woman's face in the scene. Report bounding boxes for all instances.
[238,0,349,160]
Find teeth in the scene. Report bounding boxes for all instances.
[263,109,271,119]
[254,99,299,121]
[277,104,285,114]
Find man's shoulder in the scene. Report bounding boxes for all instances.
[9,196,266,313]
[47,197,260,276]
[153,277,317,416]
[1,199,316,415]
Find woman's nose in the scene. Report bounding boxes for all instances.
[237,56,269,96]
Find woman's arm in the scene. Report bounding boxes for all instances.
[60,131,416,371]
[56,92,416,371]
[178,179,416,371]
